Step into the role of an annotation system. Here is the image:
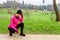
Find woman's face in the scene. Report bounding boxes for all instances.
[18,14,21,17]
[16,14,20,17]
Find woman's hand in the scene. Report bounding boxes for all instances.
[16,29,18,34]
[21,14,23,18]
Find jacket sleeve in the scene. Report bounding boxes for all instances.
[10,18,17,31]
[18,16,23,23]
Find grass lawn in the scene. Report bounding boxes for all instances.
[0,8,60,34]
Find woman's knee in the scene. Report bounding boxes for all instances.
[20,23,24,26]
[19,22,24,25]
[21,22,24,24]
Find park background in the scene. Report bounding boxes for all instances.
[0,0,60,34]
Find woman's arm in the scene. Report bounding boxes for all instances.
[10,18,17,31]
[19,14,24,23]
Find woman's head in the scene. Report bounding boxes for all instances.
[16,10,22,15]
[16,10,23,17]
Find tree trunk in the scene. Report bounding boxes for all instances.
[53,0,60,21]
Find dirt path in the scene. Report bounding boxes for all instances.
[0,34,60,40]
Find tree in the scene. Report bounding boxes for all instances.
[53,0,60,21]
[43,0,45,4]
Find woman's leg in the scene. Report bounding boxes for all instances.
[8,28,15,36]
[16,23,25,36]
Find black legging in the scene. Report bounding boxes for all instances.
[8,23,24,34]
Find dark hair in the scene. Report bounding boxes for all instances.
[16,10,22,14]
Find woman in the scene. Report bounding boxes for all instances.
[8,10,25,36]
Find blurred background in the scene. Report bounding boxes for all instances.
[0,0,60,34]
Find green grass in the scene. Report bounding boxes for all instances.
[0,8,60,34]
